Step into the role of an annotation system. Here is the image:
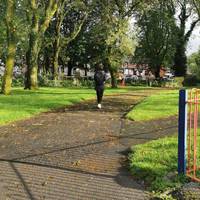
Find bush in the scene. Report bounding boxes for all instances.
[38,74,53,87]
[182,75,199,87]
[0,76,2,87]
[12,76,24,87]
[79,79,94,88]
[38,75,94,88]
[61,79,74,87]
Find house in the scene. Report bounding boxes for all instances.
[121,63,149,76]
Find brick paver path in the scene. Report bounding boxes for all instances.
[0,91,177,199]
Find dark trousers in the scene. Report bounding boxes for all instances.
[96,86,104,104]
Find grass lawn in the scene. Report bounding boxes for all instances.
[127,90,179,121]
[0,87,94,125]
[129,135,188,193]
[0,86,153,125]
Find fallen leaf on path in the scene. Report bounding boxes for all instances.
[72,160,81,166]
[32,123,43,126]
[41,181,48,186]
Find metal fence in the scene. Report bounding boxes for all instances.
[178,89,200,182]
[186,89,200,182]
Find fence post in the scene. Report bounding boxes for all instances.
[178,89,188,174]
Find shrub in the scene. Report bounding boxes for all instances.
[38,74,53,87]
[0,76,2,87]
[12,76,24,87]
[38,75,95,88]
[61,79,74,87]
[182,75,199,87]
[79,79,94,88]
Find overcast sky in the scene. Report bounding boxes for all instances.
[187,26,200,55]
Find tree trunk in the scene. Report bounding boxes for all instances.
[173,13,187,76]
[2,42,16,95]
[110,70,118,88]
[44,47,50,74]
[105,55,117,88]
[1,0,16,95]
[67,60,73,76]
[24,50,31,89]
[27,3,40,90]
[53,9,62,81]
[52,1,87,80]
[174,43,187,76]
[27,0,58,89]
[155,65,161,78]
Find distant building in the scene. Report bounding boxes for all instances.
[121,63,149,76]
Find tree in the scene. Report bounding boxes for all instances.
[52,0,88,81]
[105,19,136,87]
[1,0,17,95]
[25,0,58,90]
[66,0,153,87]
[188,48,200,78]
[87,0,142,87]
[0,1,7,59]
[173,0,200,76]
[192,0,200,17]
[133,0,177,77]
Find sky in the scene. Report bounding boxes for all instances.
[187,26,200,55]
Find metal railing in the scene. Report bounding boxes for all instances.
[186,89,200,182]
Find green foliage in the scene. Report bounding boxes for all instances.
[67,0,141,87]
[0,76,2,86]
[0,86,148,125]
[12,76,24,87]
[192,0,200,17]
[38,75,94,88]
[0,0,6,58]
[182,75,199,86]
[129,135,188,192]
[173,77,184,88]
[0,87,94,125]
[188,49,200,79]
[127,90,178,121]
[173,0,200,76]
[133,0,177,75]
[106,19,137,70]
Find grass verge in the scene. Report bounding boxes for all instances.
[129,135,188,193]
[0,86,154,125]
[127,90,179,121]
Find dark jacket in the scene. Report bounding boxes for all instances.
[94,70,106,88]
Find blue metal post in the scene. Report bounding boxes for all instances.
[178,89,188,174]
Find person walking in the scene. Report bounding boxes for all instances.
[94,63,106,109]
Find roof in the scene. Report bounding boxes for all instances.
[122,63,149,69]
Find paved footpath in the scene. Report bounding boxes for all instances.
[0,91,177,200]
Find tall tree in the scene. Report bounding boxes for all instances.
[173,0,200,76]
[52,0,87,81]
[89,0,143,87]
[25,0,58,90]
[133,0,177,77]
[1,0,17,95]
[67,0,153,87]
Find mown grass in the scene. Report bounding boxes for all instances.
[129,135,188,192]
[127,90,179,121]
[0,87,95,125]
[0,86,155,125]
